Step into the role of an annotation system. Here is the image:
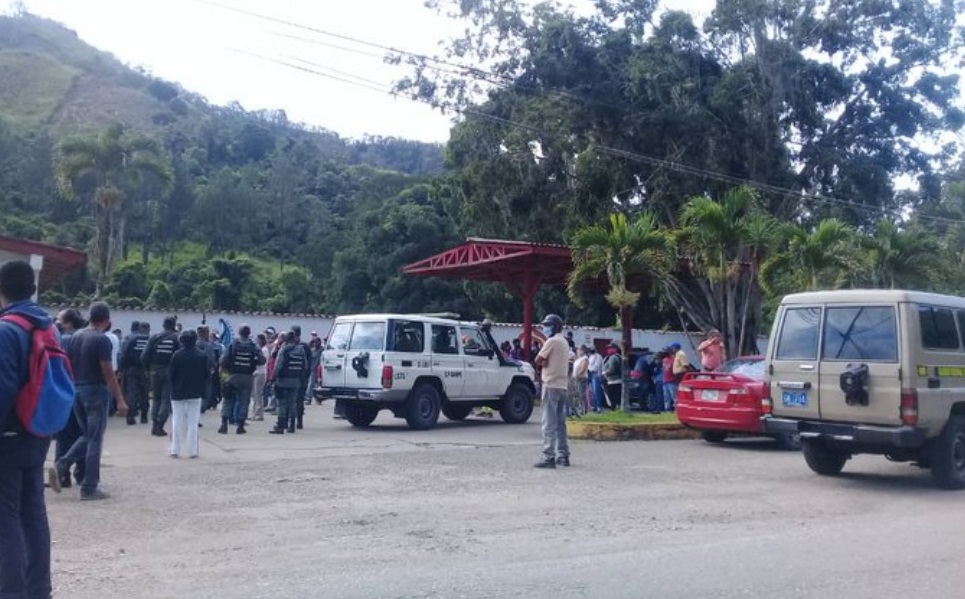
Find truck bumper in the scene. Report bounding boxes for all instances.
[318,387,409,402]
[762,417,926,448]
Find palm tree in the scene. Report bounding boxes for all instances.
[670,186,778,356]
[861,219,942,289]
[760,218,858,295]
[568,212,675,411]
[55,124,171,296]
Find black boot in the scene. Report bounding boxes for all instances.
[287,417,296,434]
[217,419,228,435]
[140,414,148,424]
[151,421,164,437]
[269,418,285,434]
[236,421,246,435]
[296,415,303,430]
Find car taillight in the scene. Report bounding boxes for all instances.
[731,386,751,395]
[762,383,773,415]
[900,388,918,426]
[381,365,393,389]
[677,384,693,400]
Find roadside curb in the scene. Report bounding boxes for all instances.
[566,420,700,441]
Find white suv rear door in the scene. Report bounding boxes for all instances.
[460,326,498,399]
[322,320,353,389]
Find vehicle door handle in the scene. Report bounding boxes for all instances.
[324,365,342,371]
[799,364,815,371]
[433,362,440,366]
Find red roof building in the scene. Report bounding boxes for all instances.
[403,238,574,359]
[0,234,87,300]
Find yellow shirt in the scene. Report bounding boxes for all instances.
[537,334,570,390]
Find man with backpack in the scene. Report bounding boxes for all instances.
[57,302,127,501]
[142,316,179,437]
[219,325,265,435]
[119,321,150,426]
[0,261,77,597]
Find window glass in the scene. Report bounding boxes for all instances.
[822,307,898,361]
[349,322,386,351]
[390,320,425,353]
[776,307,821,360]
[431,325,458,354]
[326,322,352,351]
[919,306,960,351]
[460,327,488,355]
[719,358,766,379]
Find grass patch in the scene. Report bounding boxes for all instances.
[570,411,679,425]
[0,50,77,130]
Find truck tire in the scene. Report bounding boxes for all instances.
[344,404,379,428]
[802,439,849,476]
[701,430,728,444]
[405,384,441,430]
[499,383,534,424]
[441,403,473,421]
[931,416,965,490]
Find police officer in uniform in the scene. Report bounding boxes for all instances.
[291,325,312,429]
[218,325,264,435]
[119,321,151,425]
[142,316,180,437]
[268,331,308,435]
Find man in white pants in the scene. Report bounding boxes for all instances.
[168,330,207,458]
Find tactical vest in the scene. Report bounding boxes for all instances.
[151,331,179,366]
[124,334,149,369]
[278,345,307,379]
[228,339,258,375]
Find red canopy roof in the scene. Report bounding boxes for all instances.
[0,235,87,289]
[402,237,573,288]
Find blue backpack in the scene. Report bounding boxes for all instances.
[2,314,76,437]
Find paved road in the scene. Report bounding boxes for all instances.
[47,404,965,599]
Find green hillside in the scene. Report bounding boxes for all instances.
[0,12,453,315]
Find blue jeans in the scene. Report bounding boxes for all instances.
[589,373,606,411]
[663,382,678,411]
[61,384,110,494]
[0,434,52,599]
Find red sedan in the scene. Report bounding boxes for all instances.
[676,356,800,450]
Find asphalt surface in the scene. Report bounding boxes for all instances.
[46,403,965,599]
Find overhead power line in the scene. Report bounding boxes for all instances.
[238,50,963,227]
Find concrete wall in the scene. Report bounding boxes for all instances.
[43,306,769,361]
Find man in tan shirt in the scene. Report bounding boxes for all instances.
[534,314,570,468]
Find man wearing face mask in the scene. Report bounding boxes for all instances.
[533,313,571,469]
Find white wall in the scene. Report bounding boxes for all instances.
[46,306,769,359]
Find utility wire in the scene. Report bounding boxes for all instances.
[243,50,965,227]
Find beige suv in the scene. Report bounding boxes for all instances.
[762,290,965,489]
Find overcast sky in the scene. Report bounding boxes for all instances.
[12,0,713,143]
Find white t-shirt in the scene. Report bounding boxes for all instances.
[106,332,120,373]
[588,352,603,375]
[573,355,589,379]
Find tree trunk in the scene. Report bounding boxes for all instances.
[620,305,632,412]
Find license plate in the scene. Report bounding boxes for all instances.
[700,389,720,401]
[782,391,808,407]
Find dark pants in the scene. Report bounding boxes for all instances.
[222,374,253,424]
[149,367,172,427]
[123,370,148,422]
[53,409,84,484]
[275,386,297,428]
[61,385,110,494]
[605,382,622,410]
[0,434,52,599]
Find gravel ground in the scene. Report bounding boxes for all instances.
[46,404,965,599]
